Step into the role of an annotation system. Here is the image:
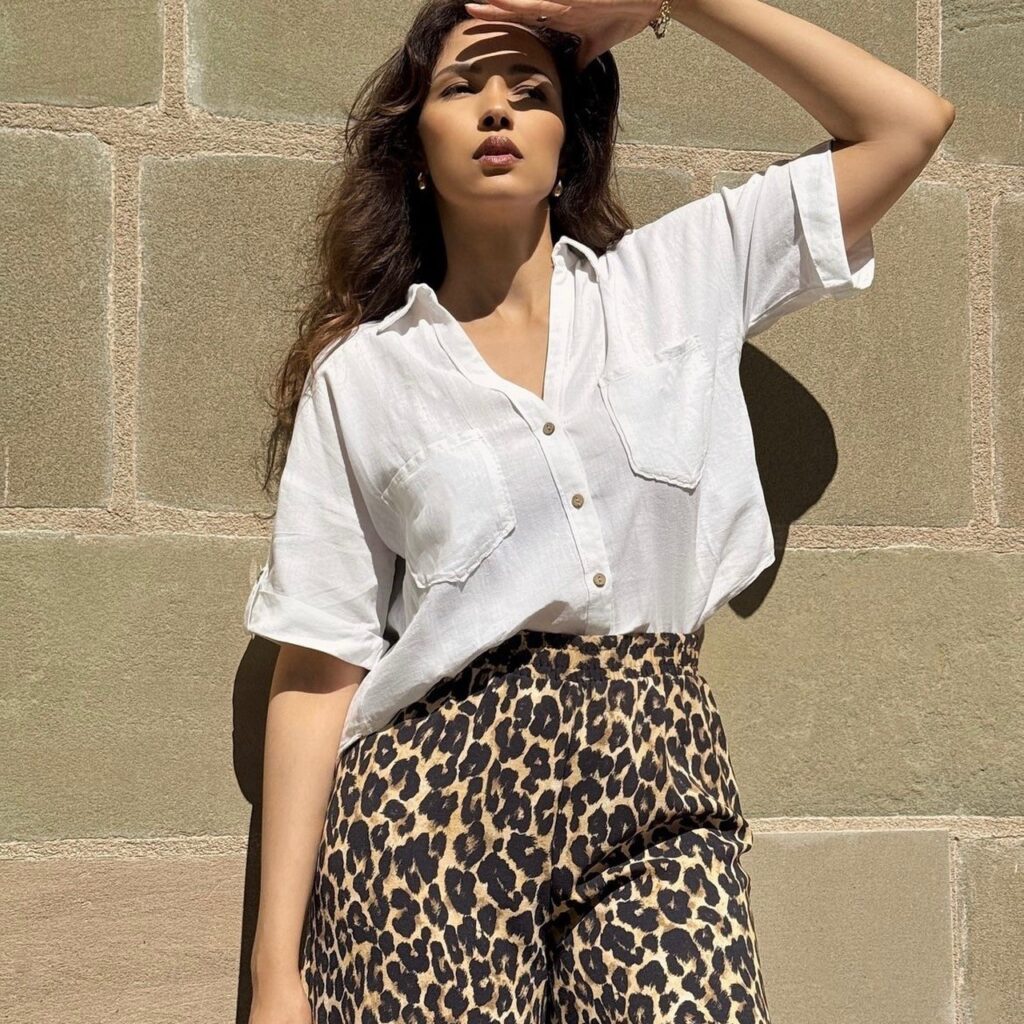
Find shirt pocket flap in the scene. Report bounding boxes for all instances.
[380,427,516,588]
[597,337,715,490]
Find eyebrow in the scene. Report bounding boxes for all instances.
[432,60,552,83]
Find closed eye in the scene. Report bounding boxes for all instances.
[440,82,548,100]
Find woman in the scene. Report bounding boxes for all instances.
[244,0,954,1021]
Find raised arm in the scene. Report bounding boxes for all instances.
[668,0,955,252]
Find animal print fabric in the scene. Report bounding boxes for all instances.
[301,629,772,1024]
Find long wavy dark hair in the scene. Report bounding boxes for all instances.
[257,0,632,508]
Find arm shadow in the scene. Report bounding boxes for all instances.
[727,340,838,617]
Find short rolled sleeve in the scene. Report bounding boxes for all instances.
[720,137,876,339]
[243,368,396,670]
[599,137,876,368]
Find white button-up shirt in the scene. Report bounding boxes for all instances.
[244,138,875,757]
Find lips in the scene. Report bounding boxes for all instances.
[474,135,523,159]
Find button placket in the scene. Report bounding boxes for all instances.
[536,416,614,628]
[428,246,615,629]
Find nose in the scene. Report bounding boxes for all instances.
[478,77,514,131]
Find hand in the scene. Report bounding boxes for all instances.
[463,0,664,73]
[248,967,313,1024]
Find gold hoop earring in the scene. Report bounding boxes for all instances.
[417,170,428,191]
[552,178,563,198]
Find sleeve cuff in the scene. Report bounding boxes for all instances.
[788,138,876,294]
[244,580,388,672]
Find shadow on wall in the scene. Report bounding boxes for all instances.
[728,342,839,619]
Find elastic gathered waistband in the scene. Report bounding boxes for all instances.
[465,627,704,680]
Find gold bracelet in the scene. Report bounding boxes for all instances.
[648,0,675,38]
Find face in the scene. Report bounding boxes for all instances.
[418,20,566,213]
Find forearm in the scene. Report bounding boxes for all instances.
[668,0,955,142]
[251,656,362,980]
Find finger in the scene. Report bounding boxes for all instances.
[464,0,572,23]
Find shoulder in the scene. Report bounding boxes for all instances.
[309,319,388,388]
[306,318,416,437]
[596,191,746,364]
[601,191,730,274]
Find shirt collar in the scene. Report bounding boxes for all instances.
[372,234,600,336]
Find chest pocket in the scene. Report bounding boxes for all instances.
[597,337,715,490]
[381,427,516,588]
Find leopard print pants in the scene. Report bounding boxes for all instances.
[301,629,772,1024]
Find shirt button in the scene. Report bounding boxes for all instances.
[542,421,556,435]
[571,493,585,508]
[593,572,606,587]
